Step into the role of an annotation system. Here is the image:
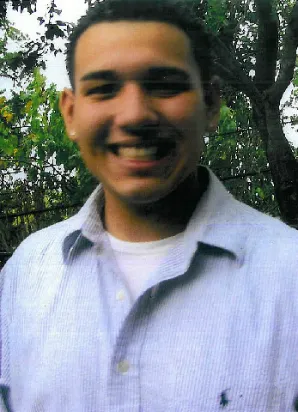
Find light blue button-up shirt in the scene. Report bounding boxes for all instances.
[1,168,298,411]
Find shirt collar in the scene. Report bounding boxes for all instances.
[185,169,247,262]
[62,167,247,264]
[62,186,105,263]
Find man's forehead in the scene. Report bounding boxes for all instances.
[76,20,192,56]
[74,20,196,79]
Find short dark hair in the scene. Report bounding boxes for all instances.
[66,0,213,91]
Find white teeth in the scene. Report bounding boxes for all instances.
[118,146,158,159]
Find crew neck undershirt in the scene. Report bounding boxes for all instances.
[107,232,183,300]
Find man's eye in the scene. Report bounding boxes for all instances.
[86,83,120,98]
[144,81,191,97]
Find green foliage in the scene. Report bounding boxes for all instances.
[0,20,31,83]
[205,0,227,32]
[200,0,298,224]
[0,1,38,20]
[203,93,279,217]
[0,69,97,262]
[2,0,298,267]
[0,0,71,82]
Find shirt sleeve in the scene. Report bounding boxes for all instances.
[0,264,12,411]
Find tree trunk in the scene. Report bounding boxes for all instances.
[254,101,298,227]
[210,0,298,228]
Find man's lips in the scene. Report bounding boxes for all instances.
[106,140,177,160]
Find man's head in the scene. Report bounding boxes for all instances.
[66,0,213,93]
[60,0,220,207]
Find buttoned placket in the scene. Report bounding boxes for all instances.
[90,232,193,411]
[96,246,134,410]
[94,240,156,411]
[108,288,156,412]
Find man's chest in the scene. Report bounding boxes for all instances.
[8,260,298,411]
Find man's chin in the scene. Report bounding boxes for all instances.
[109,172,194,207]
[121,190,169,206]
[115,184,175,207]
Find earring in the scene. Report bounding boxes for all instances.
[70,131,76,137]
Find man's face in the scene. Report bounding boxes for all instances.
[61,21,219,205]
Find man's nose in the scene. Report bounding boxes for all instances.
[114,82,159,131]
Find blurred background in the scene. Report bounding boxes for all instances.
[1,0,298,268]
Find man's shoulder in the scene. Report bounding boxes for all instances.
[24,213,79,244]
[205,169,298,244]
[233,198,297,236]
[231,199,298,265]
[202,177,298,266]
[2,214,81,272]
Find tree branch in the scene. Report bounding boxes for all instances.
[254,0,279,92]
[0,72,18,82]
[0,156,66,181]
[269,1,298,103]
[210,33,264,111]
[220,168,271,181]
[0,203,82,220]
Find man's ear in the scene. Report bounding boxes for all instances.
[59,88,77,141]
[205,76,221,133]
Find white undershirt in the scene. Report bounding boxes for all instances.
[107,232,183,300]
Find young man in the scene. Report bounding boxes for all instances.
[1,0,298,410]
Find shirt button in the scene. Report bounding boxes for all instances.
[117,360,130,374]
[116,290,125,301]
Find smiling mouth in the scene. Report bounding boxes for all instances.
[106,140,176,161]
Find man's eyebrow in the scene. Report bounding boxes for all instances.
[146,67,191,81]
[80,67,191,83]
[80,70,118,82]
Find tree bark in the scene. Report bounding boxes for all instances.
[253,101,298,227]
[265,104,298,226]
[208,0,298,227]
[254,0,279,91]
[253,0,298,227]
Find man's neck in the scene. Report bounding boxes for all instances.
[103,167,209,242]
